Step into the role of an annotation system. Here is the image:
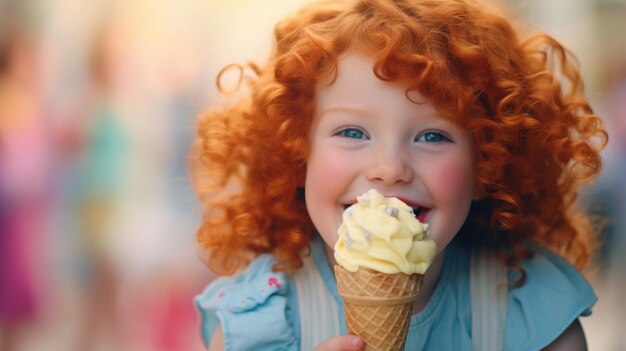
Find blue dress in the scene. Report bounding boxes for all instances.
[195,239,596,350]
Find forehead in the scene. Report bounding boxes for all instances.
[315,52,432,112]
[317,54,392,95]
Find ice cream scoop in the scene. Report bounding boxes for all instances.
[334,188,436,274]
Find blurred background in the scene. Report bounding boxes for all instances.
[0,0,624,350]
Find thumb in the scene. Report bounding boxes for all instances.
[315,335,364,351]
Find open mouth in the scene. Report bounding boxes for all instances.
[412,207,430,223]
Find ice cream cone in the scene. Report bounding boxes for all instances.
[334,265,423,351]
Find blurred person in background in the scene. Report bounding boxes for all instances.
[66,24,130,351]
[0,22,51,351]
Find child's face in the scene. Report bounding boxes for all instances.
[305,53,476,255]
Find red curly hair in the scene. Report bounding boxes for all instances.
[191,0,607,276]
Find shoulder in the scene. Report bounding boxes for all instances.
[504,246,597,350]
[194,254,297,350]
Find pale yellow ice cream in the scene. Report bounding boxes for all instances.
[334,189,436,274]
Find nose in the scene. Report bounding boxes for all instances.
[364,149,414,185]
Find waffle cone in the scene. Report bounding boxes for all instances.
[334,265,423,351]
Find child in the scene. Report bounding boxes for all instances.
[191,0,607,350]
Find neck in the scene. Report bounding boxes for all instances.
[324,241,446,314]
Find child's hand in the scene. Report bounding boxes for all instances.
[315,335,364,350]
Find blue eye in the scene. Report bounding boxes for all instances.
[416,131,450,143]
[337,128,369,139]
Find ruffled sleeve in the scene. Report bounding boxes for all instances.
[194,255,296,350]
[505,246,597,350]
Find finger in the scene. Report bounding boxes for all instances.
[315,335,364,351]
